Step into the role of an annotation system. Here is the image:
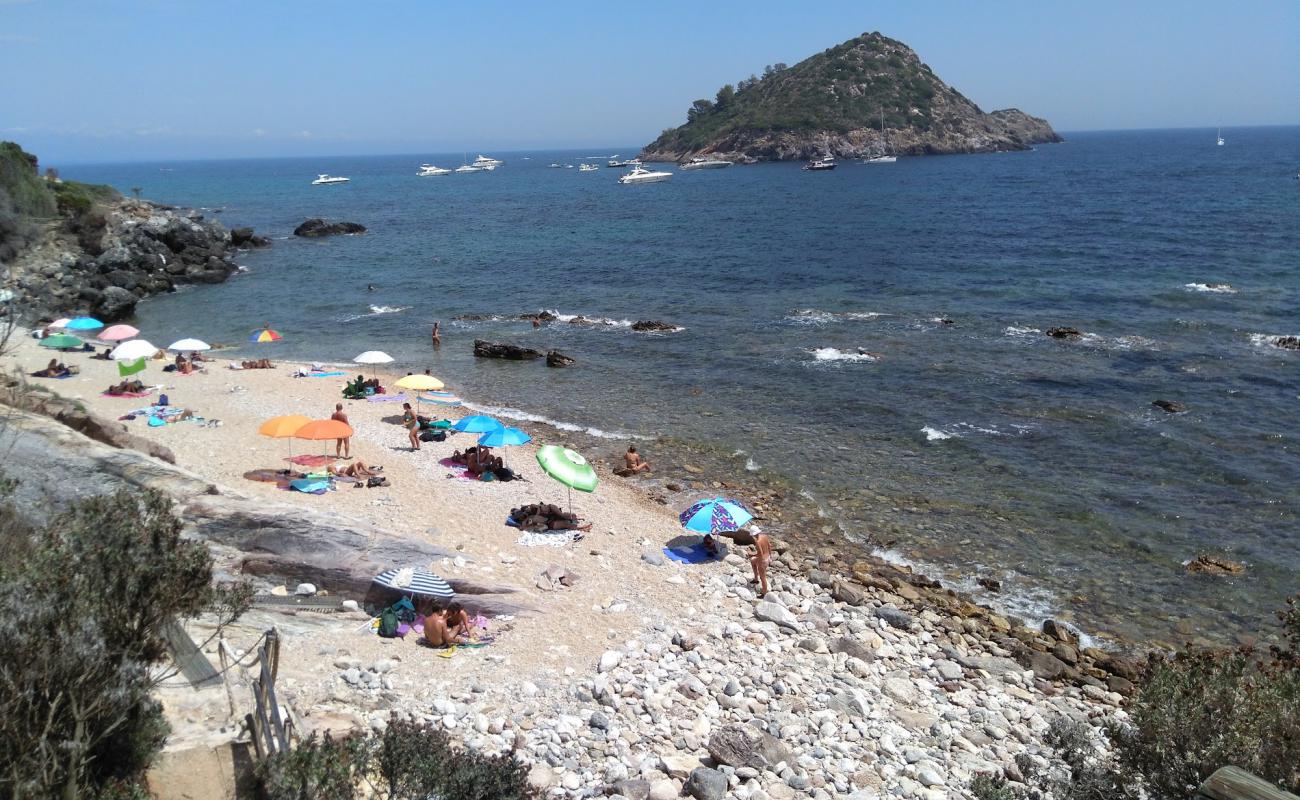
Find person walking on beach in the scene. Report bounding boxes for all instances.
[331,403,350,458]
[402,402,420,451]
[750,529,772,597]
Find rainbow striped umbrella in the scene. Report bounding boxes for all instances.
[250,327,282,343]
[679,497,754,534]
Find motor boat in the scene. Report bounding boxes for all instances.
[548,163,563,168]
[679,156,732,170]
[417,164,451,176]
[863,155,897,164]
[311,174,350,185]
[578,163,599,172]
[802,156,837,171]
[608,156,642,168]
[472,154,504,168]
[455,164,484,173]
[617,165,672,185]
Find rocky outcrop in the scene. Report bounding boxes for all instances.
[230,226,271,248]
[473,339,543,360]
[1268,336,1300,351]
[1186,554,1246,576]
[641,32,1061,163]
[292,218,366,238]
[1152,399,1187,413]
[6,199,261,323]
[546,350,575,368]
[630,320,679,332]
[1046,327,1082,339]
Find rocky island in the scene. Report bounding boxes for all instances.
[0,142,266,322]
[640,32,1061,163]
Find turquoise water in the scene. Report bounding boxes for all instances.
[65,128,1300,645]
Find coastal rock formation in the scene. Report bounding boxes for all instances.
[1153,399,1187,413]
[1268,336,1300,351]
[1046,327,1083,339]
[1186,554,1246,576]
[631,320,679,332]
[292,218,367,237]
[546,350,575,367]
[230,226,271,247]
[640,32,1061,163]
[473,339,543,360]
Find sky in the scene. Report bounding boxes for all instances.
[2,0,1297,164]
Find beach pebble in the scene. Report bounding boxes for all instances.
[599,650,623,673]
[642,550,666,567]
[340,600,360,612]
[293,582,316,596]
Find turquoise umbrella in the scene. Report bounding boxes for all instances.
[680,497,754,533]
[478,426,530,471]
[453,415,504,434]
[536,445,598,512]
[64,317,104,331]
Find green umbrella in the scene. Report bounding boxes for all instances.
[39,333,83,349]
[536,445,598,513]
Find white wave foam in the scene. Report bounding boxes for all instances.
[745,458,759,472]
[1003,325,1041,338]
[461,401,652,440]
[810,347,879,363]
[1183,282,1238,294]
[786,308,885,325]
[342,305,411,323]
[1249,333,1300,350]
[923,422,1035,440]
[921,426,954,441]
[543,309,633,328]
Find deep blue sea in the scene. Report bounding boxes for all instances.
[64,127,1300,646]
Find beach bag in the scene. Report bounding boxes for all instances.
[378,607,400,638]
[158,393,169,406]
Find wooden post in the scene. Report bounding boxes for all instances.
[1198,767,1299,800]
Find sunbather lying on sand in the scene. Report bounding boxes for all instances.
[238,359,273,369]
[92,347,113,360]
[106,379,146,395]
[510,502,593,532]
[328,461,382,478]
[35,359,70,378]
[158,408,194,423]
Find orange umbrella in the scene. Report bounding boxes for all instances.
[294,419,354,440]
[259,414,312,460]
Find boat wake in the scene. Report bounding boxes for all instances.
[462,401,652,441]
[809,347,879,363]
[922,422,1036,441]
[342,305,411,323]
[1183,282,1238,294]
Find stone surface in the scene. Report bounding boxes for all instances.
[685,767,727,800]
[707,724,793,770]
[754,601,798,629]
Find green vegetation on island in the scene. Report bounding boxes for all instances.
[642,32,1062,162]
[0,141,119,262]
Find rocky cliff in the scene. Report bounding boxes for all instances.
[0,141,267,322]
[640,32,1062,162]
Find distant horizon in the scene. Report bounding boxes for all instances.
[30,123,1298,169]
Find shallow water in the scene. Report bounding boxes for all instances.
[66,128,1300,644]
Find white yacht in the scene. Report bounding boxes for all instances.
[1216,128,1225,146]
[472,154,504,168]
[455,164,484,173]
[548,163,564,168]
[311,174,350,185]
[417,164,451,176]
[679,156,732,170]
[608,156,641,168]
[618,165,672,185]
[863,109,897,163]
[578,163,599,172]
[802,156,837,171]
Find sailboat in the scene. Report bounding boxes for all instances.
[1216,128,1225,146]
[864,108,897,164]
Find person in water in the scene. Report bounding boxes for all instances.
[366,283,376,291]
[431,321,441,346]
[624,446,651,473]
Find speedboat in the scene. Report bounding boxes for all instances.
[802,156,837,171]
[618,165,672,185]
[863,155,897,164]
[417,164,451,176]
[608,156,642,168]
[455,164,483,173]
[472,155,504,168]
[312,174,350,185]
[548,163,563,168]
[578,163,599,172]
[679,156,732,170]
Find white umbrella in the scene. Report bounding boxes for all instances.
[49,318,71,328]
[109,339,160,361]
[353,351,394,365]
[168,338,211,352]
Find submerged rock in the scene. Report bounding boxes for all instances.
[1152,399,1187,413]
[546,350,575,368]
[1269,336,1300,351]
[1185,554,1245,576]
[293,218,367,237]
[473,340,543,360]
[1045,327,1083,339]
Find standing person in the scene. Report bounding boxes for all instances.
[750,528,772,597]
[402,402,420,451]
[331,402,350,458]
[431,321,441,346]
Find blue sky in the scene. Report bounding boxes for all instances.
[2,0,1297,163]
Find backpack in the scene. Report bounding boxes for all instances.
[158,393,169,407]
[377,607,400,638]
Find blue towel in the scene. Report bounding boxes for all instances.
[308,371,346,378]
[662,543,724,564]
[289,478,330,494]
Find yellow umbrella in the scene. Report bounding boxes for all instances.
[395,374,445,415]
[259,414,312,460]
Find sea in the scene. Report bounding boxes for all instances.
[63,127,1300,648]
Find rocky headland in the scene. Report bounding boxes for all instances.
[640,32,1061,163]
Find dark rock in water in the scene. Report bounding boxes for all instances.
[1046,327,1082,339]
[96,286,139,321]
[977,576,1002,593]
[293,218,367,237]
[473,340,544,360]
[230,226,271,247]
[631,320,679,332]
[1153,399,1187,413]
[1185,553,1245,576]
[685,767,727,800]
[1041,618,1078,645]
[707,724,792,769]
[1270,336,1300,351]
[936,318,956,326]
[546,350,576,368]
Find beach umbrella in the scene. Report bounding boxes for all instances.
[478,425,530,470]
[421,390,463,407]
[452,414,504,434]
[294,417,354,460]
[536,444,598,513]
[250,327,282,343]
[99,324,140,342]
[372,566,454,601]
[110,339,159,361]
[354,350,394,381]
[64,317,104,331]
[259,413,312,460]
[679,497,754,534]
[168,338,211,352]
[39,333,83,350]
[49,318,71,328]
[394,373,445,414]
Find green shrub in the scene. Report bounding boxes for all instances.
[971,773,1017,800]
[0,486,250,799]
[258,717,530,800]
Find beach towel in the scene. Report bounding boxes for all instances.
[307,371,346,378]
[421,393,463,406]
[286,454,339,467]
[31,372,73,379]
[289,478,331,494]
[102,390,153,398]
[663,543,726,564]
[367,393,408,403]
[517,530,579,547]
[437,458,478,481]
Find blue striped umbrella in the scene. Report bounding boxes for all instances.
[680,497,754,534]
[452,415,504,433]
[372,567,454,600]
